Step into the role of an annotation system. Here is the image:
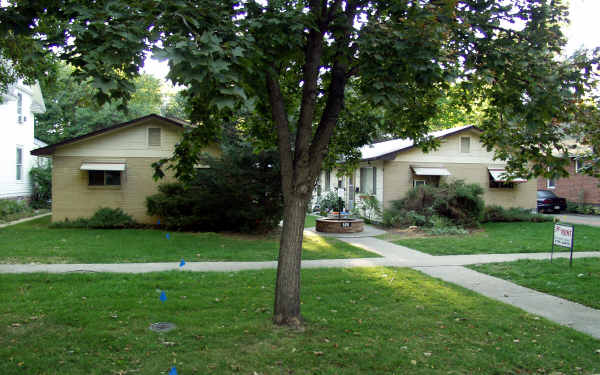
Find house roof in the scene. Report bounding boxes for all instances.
[360,124,481,161]
[31,114,190,156]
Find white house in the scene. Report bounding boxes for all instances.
[0,80,46,199]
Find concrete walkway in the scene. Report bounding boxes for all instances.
[1,224,600,339]
[0,212,51,228]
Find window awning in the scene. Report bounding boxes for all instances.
[488,168,527,183]
[411,166,451,176]
[80,163,126,171]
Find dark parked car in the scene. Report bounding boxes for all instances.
[537,190,567,213]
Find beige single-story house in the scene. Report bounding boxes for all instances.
[315,125,537,213]
[31,114,219,223]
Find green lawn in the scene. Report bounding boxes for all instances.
[1,268,598,375]
[0,209,50,224]
[305,214,318,228]
[470,258,600,310]
[0,216,377,264]
[388,222,600,255]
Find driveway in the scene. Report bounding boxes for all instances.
[549,213,600,227]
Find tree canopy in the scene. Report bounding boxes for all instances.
[2,0,599,325]
[35,62,165,144]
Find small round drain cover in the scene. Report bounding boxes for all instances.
[149,322,176,333]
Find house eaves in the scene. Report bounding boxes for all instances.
[360,125,482,162]
[31,114,191,156]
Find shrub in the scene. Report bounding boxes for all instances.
[0,199,34,222]
[383,180,484,228]
[50,207,137,229]
[0,199,30,217]
[566,201,578,214]
[88,207,137,228]
[433,181,484,227]
[29,165,52,209]
[318,191,341,214]
[382,209,402,227]
[146,141,283,233]
[482,205,552,223]
[50,217,93,229]
[358,195,381,222]
[424,215,468,236]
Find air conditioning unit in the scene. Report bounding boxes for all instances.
[23,116,27,123]
[17,115,22,124]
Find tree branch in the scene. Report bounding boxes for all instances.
[266,70,294,196]
[293,19,325,182]
[307,2,358,180]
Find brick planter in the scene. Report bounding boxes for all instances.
[316,218,364,233]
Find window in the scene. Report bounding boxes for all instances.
[325,171,331,191]
[547,178,556,189]
[16,147,23,181]
[17,93,22,124]
[148,128,161,146]
[414,179,426,188]
[360,167,377,195]
[575,159,584,174]
[460,137,470,153]
[88,171,121,186]
[489,173,514,189]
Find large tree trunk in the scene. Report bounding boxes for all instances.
[273,193,309,327]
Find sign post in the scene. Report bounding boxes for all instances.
[551,223,575,267]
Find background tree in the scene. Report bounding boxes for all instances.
[425,85,488,130]
[2,0,599,327]
[35,62,164,143]
[162,90,189,121]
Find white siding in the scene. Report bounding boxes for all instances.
[0,83,39,198]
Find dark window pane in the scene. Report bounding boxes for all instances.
[148,128,161,146]
[89,171,105,185]
[105,171,121,185]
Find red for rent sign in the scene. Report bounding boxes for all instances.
[553,223,574,248]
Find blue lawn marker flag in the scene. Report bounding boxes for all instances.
[166,233,170,240]
[160,291,167,303]
[157,219,161,225]
[179,259,186,267]
[169,366,177,375]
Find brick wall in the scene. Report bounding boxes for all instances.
[536,159,600,204]
[51,156,175,223]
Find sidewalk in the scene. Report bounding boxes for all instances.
[1,224,600,339]
[338,236,600,340]
[0,212,51,228]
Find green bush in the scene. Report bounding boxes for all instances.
[382,210,401,227]
[317,191,341,214]
[87,207,137,228]
[482,205,551,223]
[29,165,52,209]
[0,199,30,217]
[358,195,381,222]
[50,217,94,229]
[383,180,484,228]
[50,207,137,229]
[566,201,578,214]
[424,216,468,236]
[146,140,283,233]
